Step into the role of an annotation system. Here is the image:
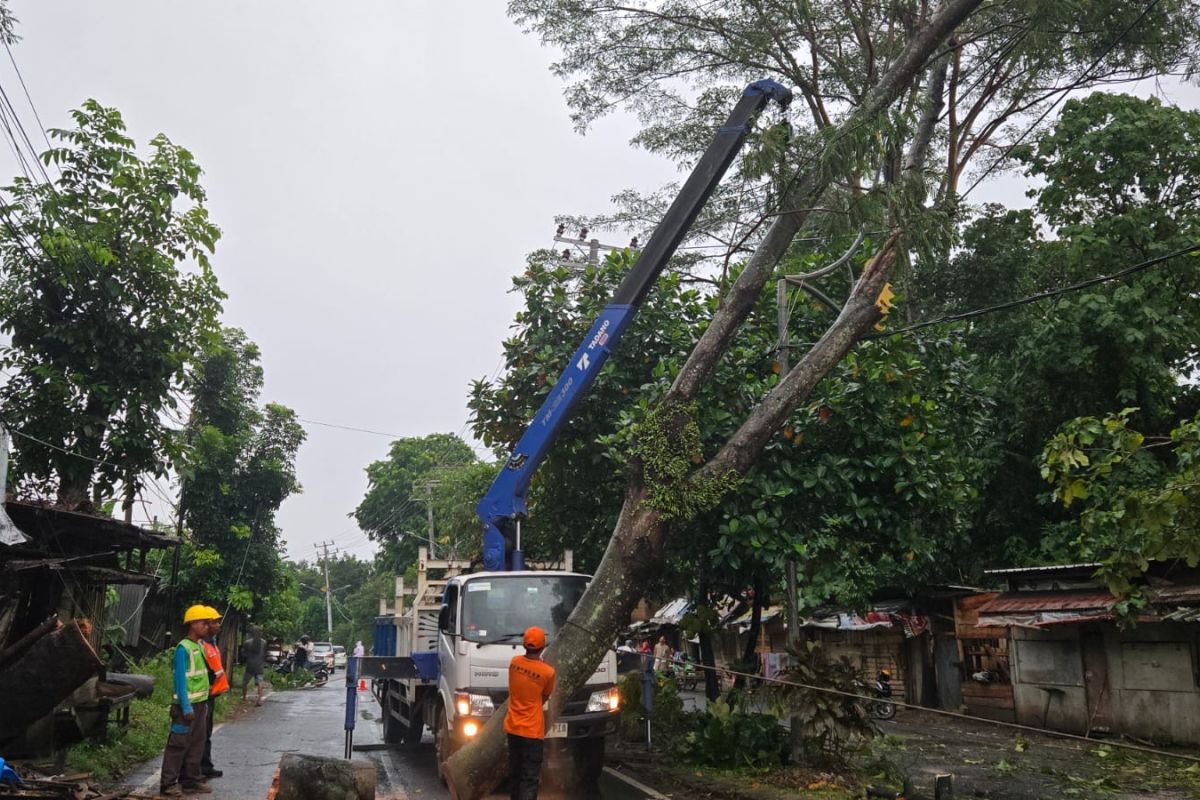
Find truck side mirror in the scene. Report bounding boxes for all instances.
[438,605,450,633]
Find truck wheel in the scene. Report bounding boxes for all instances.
[402,707,424,747]
[434,706,452,785]
[572,738,605,786]
[381,696,404,745]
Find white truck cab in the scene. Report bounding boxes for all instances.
[373,549,619,784]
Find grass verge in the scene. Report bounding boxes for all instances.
[65,655,254,782]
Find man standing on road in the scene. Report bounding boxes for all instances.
[353,640,365,659]
[241,626,267,707]
[653,635,673,672]
[504,626,555,800]
[160,605,216,797]
[198,607,230,782]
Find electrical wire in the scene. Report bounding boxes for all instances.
[563,619,1200,766]
[870,242,1200,339]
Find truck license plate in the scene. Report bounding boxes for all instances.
[546,722,568,739]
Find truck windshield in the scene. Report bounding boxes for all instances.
[460,575,587,644]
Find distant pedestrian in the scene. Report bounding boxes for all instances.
[505,626,556,800]
[241,627,267,707]
[160,605,218,797]
[353,640,365,659]
[653,636,673,672]
[199,607,229,781]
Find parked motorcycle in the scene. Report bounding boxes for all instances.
[272,652,329,687]
[867,669,896,720]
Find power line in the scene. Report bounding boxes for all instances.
[295,417,405,439]
[872,242,1200,339]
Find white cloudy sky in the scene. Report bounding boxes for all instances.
[0,2,1195,563]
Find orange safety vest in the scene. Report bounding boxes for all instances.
[200,639,230,697]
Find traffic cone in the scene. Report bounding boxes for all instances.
[358,679,367,691]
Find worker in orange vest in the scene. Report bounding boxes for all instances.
[199,606,230,781]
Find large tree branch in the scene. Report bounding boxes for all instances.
[445,3,978,797]
[666,0,983,405]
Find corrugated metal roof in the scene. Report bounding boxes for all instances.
[983,563,1100,576]
[975,591,1116,613]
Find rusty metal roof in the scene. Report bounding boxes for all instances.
[975,591,1116,614]
[983,563,1100,577]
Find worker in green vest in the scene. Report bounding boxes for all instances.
[160,604,219,796]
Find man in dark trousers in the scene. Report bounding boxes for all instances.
[504,626,556,800]
[198,608,229,781]
[159,605,217,796]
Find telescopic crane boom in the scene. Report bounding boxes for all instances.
[477,79,793,571]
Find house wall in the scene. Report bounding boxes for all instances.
[954,593,1016,722]
[1010,623,1200,744]
[804,627,911,706]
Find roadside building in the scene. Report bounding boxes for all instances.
[0,500,174,755]
[964,563,1200,745]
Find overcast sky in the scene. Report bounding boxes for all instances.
[1,2,1196,564]
[0,1,685,562]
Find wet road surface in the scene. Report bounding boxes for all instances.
[122,680,659,799]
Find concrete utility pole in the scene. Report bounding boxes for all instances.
[316,540,337,638]
[776,279,801,653]
[777,279,804,764]
[549,224,640,269]
[409,481,440,558]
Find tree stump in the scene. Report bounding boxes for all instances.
[0,620,102,743]
[276,754,376,800]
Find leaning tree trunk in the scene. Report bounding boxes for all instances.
[444,3,978,797]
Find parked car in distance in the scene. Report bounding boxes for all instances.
[311,641,335,671]
[333,645,347,670]
[265,639,284,665]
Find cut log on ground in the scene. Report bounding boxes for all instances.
[0,620,102,744]
[275,753,376,800]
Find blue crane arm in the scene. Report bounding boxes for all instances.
[478,79,793,572]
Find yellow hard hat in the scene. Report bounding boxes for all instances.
[183,604,220,624]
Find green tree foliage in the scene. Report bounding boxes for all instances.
[470,252,712,571]
[176,328,304,618]
[1041,409,1200,596]
[471,248,995,606]
[914,93,1200,566]
[354,433,477,569]
[0,100,223,508]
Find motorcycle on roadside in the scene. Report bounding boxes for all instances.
[272,652,330,687]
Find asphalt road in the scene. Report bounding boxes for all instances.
[122,679,660,800]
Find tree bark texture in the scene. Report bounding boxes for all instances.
[445,3,980,797]
[0,620,102,743]
[275,754,376,800]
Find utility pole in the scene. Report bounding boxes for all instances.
[776,279,801,654]
[549,224,640,269]
[409,481,441,558]
[777,279,804,763]
[316,540,338,639]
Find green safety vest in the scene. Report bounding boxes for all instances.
[173,638,210,705]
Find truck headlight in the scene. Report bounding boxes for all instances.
[454,692,495,717]
[586,687,620,712]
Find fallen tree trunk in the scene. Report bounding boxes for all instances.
[445,3,975,797]
[275,754,375,800]
[0,620,102,743]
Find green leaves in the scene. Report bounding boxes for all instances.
[0,100,224,507]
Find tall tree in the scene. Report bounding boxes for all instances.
[0,100,223,509]
[447,2,1198,795]
[177,328,305,622]
[354,433,477,569]
[914,93,1200,566]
